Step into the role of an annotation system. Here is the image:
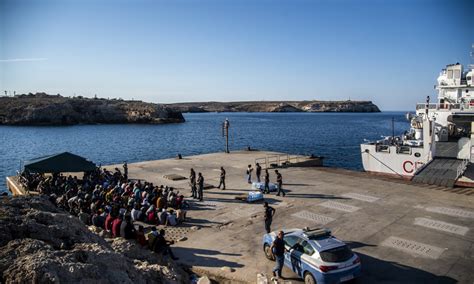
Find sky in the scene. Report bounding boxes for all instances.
[0,0,472,110]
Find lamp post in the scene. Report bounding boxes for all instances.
[222,118,230,153]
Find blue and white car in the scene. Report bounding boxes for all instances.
[262,228,361,284]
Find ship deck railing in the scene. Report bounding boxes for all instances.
[416,103,472,111]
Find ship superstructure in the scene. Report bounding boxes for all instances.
[361,49,474,187]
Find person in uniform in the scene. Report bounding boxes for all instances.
[264,202,275,233]
[218,166,226,190]
[197,172,204,201]
[275,170,285,197]
[256,163,262,183]
[189,168,197,198]
[264,169,270,194]
[270,231,286,281]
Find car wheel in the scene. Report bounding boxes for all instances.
[304,272,316,284]
[264,243,275,261]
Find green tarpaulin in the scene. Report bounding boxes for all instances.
[24,152,96,173]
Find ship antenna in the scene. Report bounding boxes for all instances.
[469,43,474,69]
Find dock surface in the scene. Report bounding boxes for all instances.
[109,150,473,283]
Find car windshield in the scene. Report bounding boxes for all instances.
[319,245,353,262]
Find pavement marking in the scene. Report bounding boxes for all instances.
[212,169,221,172]
[292,210,335,225]
[172,167,184,171]
[319,201,361,212]
[425,206,474,219]
[381,236,445,259]
[414,217,469,236]
[341,192,380,203]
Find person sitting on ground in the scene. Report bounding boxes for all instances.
[166,210,178,226]
[131,204,141,221]
[91,210,105,228]
[123,215,136,239]
[111,215,123,238]
[176,208,186,224]
[146,205,156,224]
[147,226,160,251]
[157,208,168,225]
[153,229,179,260]
[136,225,147,247]
[175,194,184,209]
[104,211,116,233]
[78,208,91,225]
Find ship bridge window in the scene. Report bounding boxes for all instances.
[447,70,453,79]
[467,76,471,81]
[454,70,461,79]
[397,146,411,155]
[376,145,390,153]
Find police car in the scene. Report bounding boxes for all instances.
[262,227,361,284]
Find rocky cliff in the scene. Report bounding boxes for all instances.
[0,196,187,283]
[166,100,380,113]
[0,93,185,125]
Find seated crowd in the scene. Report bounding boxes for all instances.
[20,167,187,259]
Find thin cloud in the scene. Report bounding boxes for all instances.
[0,58,48,62]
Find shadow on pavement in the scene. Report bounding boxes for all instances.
[174,247,244,269]
[357,252,456,284]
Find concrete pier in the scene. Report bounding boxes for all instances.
[108,151,473,283]
[8,150,474,283]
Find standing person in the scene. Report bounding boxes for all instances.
[197,172,204,201]
[218,167,226,190]
[275,170,285,197]
[264,202,275,233]
[246,165,253,184]
[256,163,262,183]
[123,162,128,179]
[264,169,270,194]
[270,231,286,281]
[189,168,197,199]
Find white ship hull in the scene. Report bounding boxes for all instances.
[361,144,427,178]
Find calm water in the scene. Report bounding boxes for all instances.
[0,112,409,192]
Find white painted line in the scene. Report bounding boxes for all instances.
[172,167,183,171]
[381,236,445,259]
[414,217,469,236]
[212,169,221,172]
[341,192,380,203]
[319,201,360,212]
[292,210,335,225]
[425,206,474,219]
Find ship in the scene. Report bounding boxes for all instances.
[361,47,474,188]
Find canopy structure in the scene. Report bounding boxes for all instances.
[24,152,97,173]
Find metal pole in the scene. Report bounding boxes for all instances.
[392,117,395,140]
[223,118,230,153]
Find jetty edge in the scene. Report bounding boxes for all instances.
[3,150,473,283]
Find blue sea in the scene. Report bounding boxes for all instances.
[0,112,409,193]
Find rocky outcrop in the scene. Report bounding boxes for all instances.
[166,100,380,113]
[0,93,185,125]
[0,196,187,283]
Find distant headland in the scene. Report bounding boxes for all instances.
[166,100,380,113]
[0,93,185,126]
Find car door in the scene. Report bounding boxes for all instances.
[289,241,304,276]
[283,235,300,268]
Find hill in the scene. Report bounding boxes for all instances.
[166,100,380,113]
[0,93,185,125]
